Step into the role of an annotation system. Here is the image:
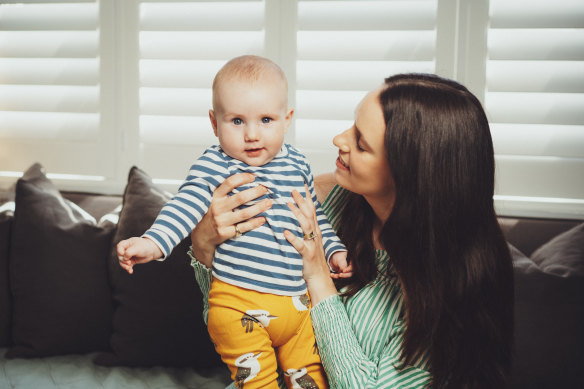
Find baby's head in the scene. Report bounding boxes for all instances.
[209,55,294,167]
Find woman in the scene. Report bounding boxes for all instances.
[189,73,514,388]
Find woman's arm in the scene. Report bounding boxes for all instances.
[285,187,339,306]
[285,185,431,387]
[311,295,431,388]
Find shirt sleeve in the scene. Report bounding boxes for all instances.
[143,148,229,257]
[310,295,432,388]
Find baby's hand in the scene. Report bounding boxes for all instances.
[328,251,353,279]
[116,237,163,274]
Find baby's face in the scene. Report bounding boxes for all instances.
[210,75,293,167]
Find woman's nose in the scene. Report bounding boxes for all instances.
[333,129,350,152]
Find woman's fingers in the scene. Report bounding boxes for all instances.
[287,199,317,241]
[206,172,271,239]
[230,198,272,225]
[213,173,268,214]
[290,186,315,218]
[284,230,306,255]
[225,183,269,211]
[234,216,267,235]
[213,173,255,198]
[289,187,321,239]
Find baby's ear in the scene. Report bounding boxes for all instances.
[284,108,295,132]
[209,109,218,136]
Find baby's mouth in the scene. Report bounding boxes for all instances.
[245,147,264,156]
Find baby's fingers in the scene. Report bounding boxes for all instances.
[118,258,134,274]
[330,264,353,279]
[116,239,130,258]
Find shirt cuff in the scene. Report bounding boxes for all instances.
[187,247,211,271]
[187,247,213,325]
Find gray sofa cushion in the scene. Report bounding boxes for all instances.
[510,235,584,388]
[94,166,221,368]
[6,163,116,357]
[531,222,584,277]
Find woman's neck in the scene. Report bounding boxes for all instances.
[364,193,394,225]
[372,223,384,250]
[365,194,394,250]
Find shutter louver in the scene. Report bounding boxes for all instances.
[0,1,114,184]
[295,0,438,175]
[487,0,584,217]
[137,0,265,181]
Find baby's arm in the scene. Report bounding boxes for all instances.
[117,237,163,274]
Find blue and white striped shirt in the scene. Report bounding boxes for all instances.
[144,144,346,296]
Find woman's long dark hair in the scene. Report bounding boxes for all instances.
[336,74,514,388]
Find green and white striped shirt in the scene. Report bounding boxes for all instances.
[190,184,432,388]
[310,185,431,388]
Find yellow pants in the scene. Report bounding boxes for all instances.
[208,278,328,389]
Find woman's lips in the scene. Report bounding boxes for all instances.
[336,156,349,171]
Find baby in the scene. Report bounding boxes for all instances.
[117,55,348,388]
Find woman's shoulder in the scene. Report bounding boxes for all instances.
[314,173,337,203]
[316,175,350,230]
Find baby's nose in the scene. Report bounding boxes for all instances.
[244,123,260,141]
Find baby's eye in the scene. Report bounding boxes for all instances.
[232,118,243,125]
[261,117,272,124]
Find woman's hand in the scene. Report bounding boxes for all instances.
[284,185,338,306]
[190,173,272,268]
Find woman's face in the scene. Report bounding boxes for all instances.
[333,88,395,202]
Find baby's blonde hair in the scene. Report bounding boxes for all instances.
[212,55,288,108]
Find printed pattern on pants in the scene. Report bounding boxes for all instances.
[208,278,327,389]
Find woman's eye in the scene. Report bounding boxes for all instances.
[232,118,243,125]
[355,135,364,151]
[262,117,272,124]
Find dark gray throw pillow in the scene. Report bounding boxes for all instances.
[6,163,115,357]
[511,241,584,388]
[94,166,220,368]
[531,222,584,277]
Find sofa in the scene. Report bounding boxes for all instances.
[1,163,583,389]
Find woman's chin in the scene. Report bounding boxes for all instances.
[332,169,349,189]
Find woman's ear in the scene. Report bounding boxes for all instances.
[209,109,218,136]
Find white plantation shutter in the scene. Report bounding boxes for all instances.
[0,1,116,187]
[294,0,438,175]
[486,0,584,217]
[136,0,266,182]
[0,0,581,218]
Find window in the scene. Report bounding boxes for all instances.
[485,0,584,217]
[294,0,437,174]
[1,0,582,219]
[137,0,266,181]
[0,0,115,187]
